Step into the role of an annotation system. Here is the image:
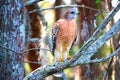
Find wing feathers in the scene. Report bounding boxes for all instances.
[52,24,59,55]
[69,34,77,52]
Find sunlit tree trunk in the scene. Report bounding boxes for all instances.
[0,0,25,79]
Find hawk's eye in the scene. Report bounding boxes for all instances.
[71,11,75,14]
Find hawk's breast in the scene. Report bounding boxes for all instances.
[55,19,77,51]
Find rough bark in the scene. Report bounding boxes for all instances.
[0,0,25,79]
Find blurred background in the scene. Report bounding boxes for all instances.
[24,0,120,80]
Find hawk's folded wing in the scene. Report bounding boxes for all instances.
[52,24,59,56]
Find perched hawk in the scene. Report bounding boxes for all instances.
[52,7,77,62]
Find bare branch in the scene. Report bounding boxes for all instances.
[24,60,41,65]
[28,38,41,42]
[72,19,120,66]
[23,48,51,53]
[29,3,52,53]
[31,3,53,66]
[24,0,42,6]
[32,3,47,27]
[29,4,108,14]
[76,2,120,55]
[80,47,120,64]
[92,2,120,38]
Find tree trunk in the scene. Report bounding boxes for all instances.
[0,0,25,79]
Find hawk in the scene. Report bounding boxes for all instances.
[52,7,77,62]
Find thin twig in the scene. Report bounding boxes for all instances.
[83,47,120,64]
[24,0,42,6]
[24,60,41,65]
[0,44,51,56]
[23,48,51,53]
[28,38,41,42]
[29,5,109,14]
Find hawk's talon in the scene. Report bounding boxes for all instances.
[67,55,71,60]
[56,59,64,62]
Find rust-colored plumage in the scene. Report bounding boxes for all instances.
[52,7,77,62]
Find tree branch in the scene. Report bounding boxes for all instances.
[23,48,51,53]
[24,0,42,6]
[32,3,47,27]
[84,47,120,64]
[72,19,120,66]
[24,60,42,65]
[77,2,120,54]
[29,4,108,14]
[32,3,52,49]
